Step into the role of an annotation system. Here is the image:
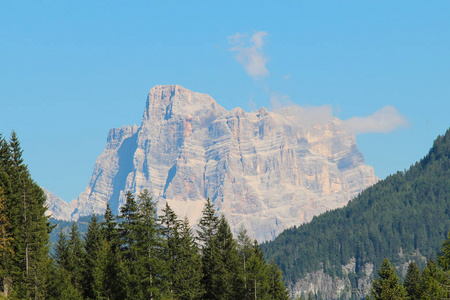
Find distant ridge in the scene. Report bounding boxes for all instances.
[262,128,450,298]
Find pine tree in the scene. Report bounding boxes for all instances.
[403,261,423,299]
[421,259,448,299]
[237,226,254,297]
[67,222,85,294]
[370,258,407,300]
[102,202,118,246]
[211,216,242,299]
[118,191,141,298]
[101,202,126,299]
[173,216,204,299]
[103,239,127,300]
[82,214,104,299]
[119,191,139,261]
[245,240,270,300]
[420,232,450,299]
[53,228,69,269]
[135,189,164,299]
[438,231,450,271]
[196,198,220,299]
[159,202,181,297]
[267,259,290,300]
[47,265,83,300]
[2,132,52,298]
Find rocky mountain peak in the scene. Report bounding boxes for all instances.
[47,85,378,242]
[143,85,225,123]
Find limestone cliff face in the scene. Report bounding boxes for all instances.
[52,85,378,241]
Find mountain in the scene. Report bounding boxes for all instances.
[261,128,450,298]
[46,85,377,241]
[42,187,76,220]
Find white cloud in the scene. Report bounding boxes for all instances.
[274,104,408,133]
[341,106,409,134]
[228,31,269,79]
[276,105,335,127]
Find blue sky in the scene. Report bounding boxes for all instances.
[1,2,449,202]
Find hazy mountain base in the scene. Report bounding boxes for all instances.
[49,215,102,246]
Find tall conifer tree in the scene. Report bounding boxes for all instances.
[68,222,85,294]
[135,189,164,299]
[370,258,407,300]
[2,132,52,298]
[174,216,204,299]
[197,198,219,299]
[403,261,423,299]
[118,191,141,298]
[82,215,104,299]
[211,216,242,299]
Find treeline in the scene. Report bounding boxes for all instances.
[52,193,290,299]
[0,132,53,299]
[0,131,289,299]
[49,215,97,245]
[367,232,450,299]
[262,128,450,286]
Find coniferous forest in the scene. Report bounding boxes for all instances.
[0,132,289,299]
[262,128,450,298]
[367,232,450,299]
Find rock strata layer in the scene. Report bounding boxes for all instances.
[46,85,378,241]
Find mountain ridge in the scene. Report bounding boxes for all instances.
[45,85,378,241]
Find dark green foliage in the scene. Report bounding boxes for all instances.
[197,198,220,299]
[160,203,204,299]
[195,199,289,300]
[67,222,85,293]
[0,131,290,298]
[47,265,83,300]
[53,229,69,268]
[403,261,423,299]
[134,189,165,299]
[211,216,242,299]
[267,259,290,300]
[173,216,204,299]
[419,233,450,299]
[82,215,104,299]
[49,214,98,246]
[370,258,407,299]
[119,191,139,263]
[262,128,450,289]
[0,132,52,298]
[159,202,181,297]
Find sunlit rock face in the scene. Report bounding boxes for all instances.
[50,85,378,241]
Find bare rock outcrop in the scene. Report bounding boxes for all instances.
[48,85,378,241]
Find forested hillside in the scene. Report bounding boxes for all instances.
[262,128,450,297]
[0,131,289,299]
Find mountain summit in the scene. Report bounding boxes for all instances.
[46,85,378,241]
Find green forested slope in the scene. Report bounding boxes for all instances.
[261,128,450,286]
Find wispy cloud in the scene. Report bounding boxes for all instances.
[269,92,292,110]
[341,106,409,134]
[276,105,335,127]
[228,31,269,79]
[275,104,408,133]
